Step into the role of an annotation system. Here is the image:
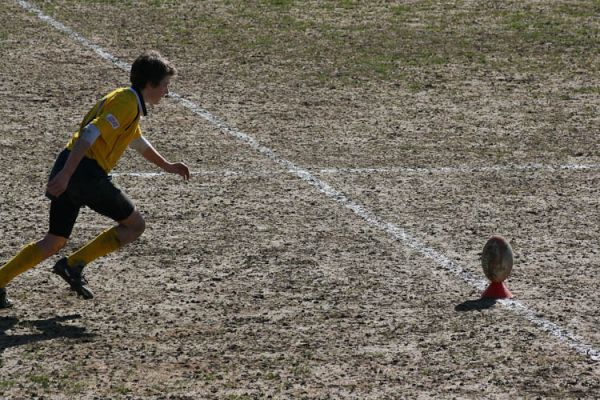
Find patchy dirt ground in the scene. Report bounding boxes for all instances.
[1,0,599,398]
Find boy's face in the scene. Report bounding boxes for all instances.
[144,76,171,105]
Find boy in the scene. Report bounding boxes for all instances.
[0,51,190,307]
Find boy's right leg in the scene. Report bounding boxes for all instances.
[0,243,46,291]
[0,234,67,288]
[0,234,67,308]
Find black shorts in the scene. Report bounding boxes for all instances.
[46,149,135,238]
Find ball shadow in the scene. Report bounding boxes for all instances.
[454,298,497,312]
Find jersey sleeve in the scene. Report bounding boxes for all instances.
[89,92,138,145]
[133,124,142,140]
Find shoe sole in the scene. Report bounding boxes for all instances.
[52,267,94,300]
[0,301,13,309]
[0,289,12,308]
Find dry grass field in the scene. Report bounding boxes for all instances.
[1,0,599,398]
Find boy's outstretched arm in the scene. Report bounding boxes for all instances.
[131,136,190,180]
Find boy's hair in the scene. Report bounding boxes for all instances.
[130,51,176,89]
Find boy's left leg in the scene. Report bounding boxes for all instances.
[53,174,143,299]
[53,209,145,299]
[65,209,145,268]
[53,226,122,300]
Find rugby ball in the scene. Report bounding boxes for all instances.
[481,235,513,283]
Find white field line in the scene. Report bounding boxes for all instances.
[111,170,276,178]
[318,163,600,175]
[16,0,600,362]
[111,162,600,178]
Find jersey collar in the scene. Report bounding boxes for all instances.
[130,86,148,116]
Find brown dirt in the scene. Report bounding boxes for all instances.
[0,1,599,399]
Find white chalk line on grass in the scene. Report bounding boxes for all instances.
[318,162,600,175]
[112,161,600,178]
[112,170,275,178]
[16,0,599,362]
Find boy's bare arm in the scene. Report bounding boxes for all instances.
[132,137,190,180]
[46,138,92,197]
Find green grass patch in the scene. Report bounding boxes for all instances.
[225,395,254,400]
[261,0,294,8]
[29,374,50,389]
[0,380,16,389]
[34,0,600,84]
[264,371,281,380]
[572,87,600,95]
[74,0,134,4]
[335,0,358,9]
[391,4,411,15]
[113,384,131,394]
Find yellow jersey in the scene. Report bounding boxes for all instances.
[67,87,146,173]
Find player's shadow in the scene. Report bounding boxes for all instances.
[454,298,497,312]
[0,314,96,353]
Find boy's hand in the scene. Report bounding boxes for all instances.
[166,162,191,180]
[46,170,71,197]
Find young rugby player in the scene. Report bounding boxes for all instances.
[0,51,190,307]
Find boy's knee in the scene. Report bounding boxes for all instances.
[123,212,145,237]
[49,239,67,255]
[134,217,146,236]
[37,235,67,258]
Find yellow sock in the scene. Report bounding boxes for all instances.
[0,242,45,288]
[67,227,121,267]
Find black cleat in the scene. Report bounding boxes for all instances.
[0,287,13,309]
[52,257,94,299]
